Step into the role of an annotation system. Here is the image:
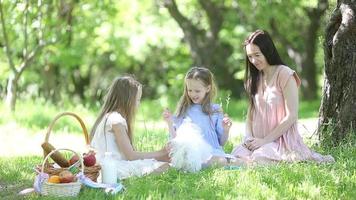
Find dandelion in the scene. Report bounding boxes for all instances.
[219,97,223,110]
[225,93,231,113]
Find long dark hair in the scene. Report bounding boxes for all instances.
[244,30,284,112]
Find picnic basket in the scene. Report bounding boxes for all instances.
[38,112,101,182]
[40,148,83,197]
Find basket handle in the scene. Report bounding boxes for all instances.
[44,112,89,145]
[41,148,84,174]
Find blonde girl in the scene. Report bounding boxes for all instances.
[163,67,238,166]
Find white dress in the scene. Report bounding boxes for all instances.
[91,112,166,180]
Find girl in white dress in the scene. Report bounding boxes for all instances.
[90,76,169,180]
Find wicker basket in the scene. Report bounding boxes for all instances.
[40,148,83,197]
[38,112,101,181]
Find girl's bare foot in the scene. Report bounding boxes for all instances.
[152,162,170,174]
[228,157,252,167]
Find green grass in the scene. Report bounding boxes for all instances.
[0,145,355,199]
[1,99,354,199]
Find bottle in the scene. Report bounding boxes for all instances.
[101,152,117,184]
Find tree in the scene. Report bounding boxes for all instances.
[318,0,356,146]
[0,0,56,111]
[269,0,329,100]
[162,0,244,97]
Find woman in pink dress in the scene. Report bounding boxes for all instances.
[231,30,334,164]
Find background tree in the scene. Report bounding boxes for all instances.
[269,0,329,100]
[234,0,329,100]
[318,0,356,146]
[0,1,337,111]
[0,0,58,111]
[162,0,244,97]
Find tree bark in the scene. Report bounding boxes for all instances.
[318,0,356,146]
[5,74,18,111]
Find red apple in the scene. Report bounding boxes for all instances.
[83,153,96,167]
[58,170,75,183]
[69,155,79,166]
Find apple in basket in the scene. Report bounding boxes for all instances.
[83,152,96,167]
[69,155,80,166]
[59,170,75,183]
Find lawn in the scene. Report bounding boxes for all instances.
[0,100,355,199]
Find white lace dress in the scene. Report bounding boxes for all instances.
[91,112,166,180]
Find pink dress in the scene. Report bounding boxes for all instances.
[232,65,334,164]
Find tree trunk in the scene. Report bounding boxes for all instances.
[0,0,52,112]
[42,63,61,103]
[5,73,18,111]
[318,0,356,146]
[270,0,328,100]
[71,65,91,100]
[300,9,322,100]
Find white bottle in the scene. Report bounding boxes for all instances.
[101,152,117,184]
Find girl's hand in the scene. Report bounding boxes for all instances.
[222,114,232,131]
[162,108,173,124]
[245,138,266,151]
[158,142,171,162]
[161,141,171,153]
[163,108,177,138]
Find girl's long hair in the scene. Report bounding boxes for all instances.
[90,76,141,145]
[244,30,284,113]
[176,67,217,117]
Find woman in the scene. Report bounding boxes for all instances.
[231,30,334,164]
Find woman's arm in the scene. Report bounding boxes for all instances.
[112,123,168,161]
[247,77,298,150]
[242,107,254,148]
[245,106,253,140]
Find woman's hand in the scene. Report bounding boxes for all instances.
[245,137,267,151]
[222,114,232,131]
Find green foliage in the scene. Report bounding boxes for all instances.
[1,0,331,106]
[0,138,355,199]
